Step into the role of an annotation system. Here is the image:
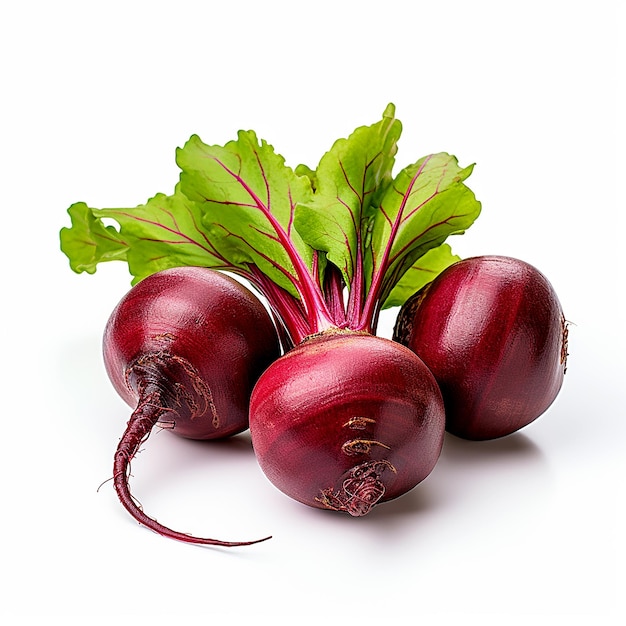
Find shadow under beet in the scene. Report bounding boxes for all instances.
[347,428,552,525]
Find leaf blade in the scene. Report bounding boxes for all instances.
[60,201,129,274]
[59,188,232,284]
[367,152,481,307]
[177,131,315,297]
[294,104,401,285]
[382,243,460,309]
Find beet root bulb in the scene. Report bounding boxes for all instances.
[104,266,280,545]
[249,332,446,516]
[394,255,568,440]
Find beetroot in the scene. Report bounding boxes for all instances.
[104,266,280,544]
[249,332,445,515]
[59,106,576,543]
[66,107,563,526]
[394,256,568,440]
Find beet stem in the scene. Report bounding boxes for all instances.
[112,386,271,547]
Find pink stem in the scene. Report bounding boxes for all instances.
[323,264,347,327]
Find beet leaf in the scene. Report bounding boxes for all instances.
[294,104,401,326]
[60,201,129,274]
[60,104,481,341]
[176,131,317,298]
[360,152,481,327]
[382,243,460,309]
[60,187,232,284]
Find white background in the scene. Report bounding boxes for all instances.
[1,1,623,624]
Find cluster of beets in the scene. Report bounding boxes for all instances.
[104,255,567,546]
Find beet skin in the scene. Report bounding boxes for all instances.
[394,255,568,440]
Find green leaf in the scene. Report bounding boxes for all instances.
[60,109,482,341]
[382,243,460,309]
[59,187,231,284]
[60,201,129,274]
[294,163,318,190]
[294,104,401,285]
[177,131,316,298]
[368,152,481,305]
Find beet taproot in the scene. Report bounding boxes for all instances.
[104,266,280,544]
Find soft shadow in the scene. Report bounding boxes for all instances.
[130,429,257,492]
[183,430,255,456]
[439,430,547,467]
[368,478,442,520]
[325,429,551,531]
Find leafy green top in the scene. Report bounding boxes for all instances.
[60,104,481,345]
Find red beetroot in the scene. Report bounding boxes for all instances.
[394,256,568,440]
[249,332,445,515]
[104,266,280,544]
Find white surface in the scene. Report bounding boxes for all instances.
[1,1,623,624]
